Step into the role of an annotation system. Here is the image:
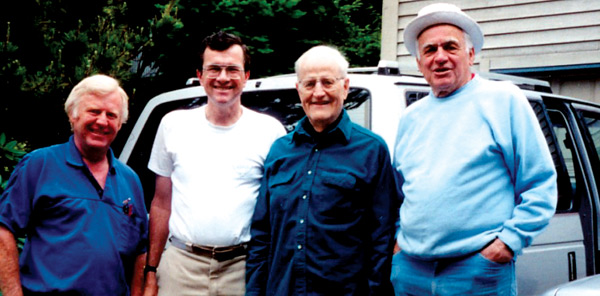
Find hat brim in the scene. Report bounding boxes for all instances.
[403,11,484,57]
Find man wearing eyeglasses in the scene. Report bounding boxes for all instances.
[245,45,399,296]
[143,31,286,296]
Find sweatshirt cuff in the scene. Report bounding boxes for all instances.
[498,230,523,256]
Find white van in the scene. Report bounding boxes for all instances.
[116,64,600,296]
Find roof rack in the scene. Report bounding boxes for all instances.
[477,71,553,93]
[377,60,401,76]
[185,60,552,93]
[186,77,200,86]
[375,60,553,93]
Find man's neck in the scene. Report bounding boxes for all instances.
[205,102,243,126]
[82,152,110,189]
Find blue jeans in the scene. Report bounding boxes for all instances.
[390,251,516,296]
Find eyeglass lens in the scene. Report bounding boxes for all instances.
[203,65,243,79]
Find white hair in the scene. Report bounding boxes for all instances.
[294,45,349,78]
[64,74,129,124]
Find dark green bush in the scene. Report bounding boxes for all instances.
[0,133,28,192]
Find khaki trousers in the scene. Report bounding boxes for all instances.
[157,246,246,296]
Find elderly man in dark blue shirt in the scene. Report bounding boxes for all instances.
[245,45,399,296]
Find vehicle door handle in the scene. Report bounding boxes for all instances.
[568,251,577,281]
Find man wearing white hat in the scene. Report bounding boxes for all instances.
[391,3,557,295]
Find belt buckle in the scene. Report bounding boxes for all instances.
[185,241,195,253]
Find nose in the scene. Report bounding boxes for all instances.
[433,48,449,63]
[216,68,230,81]
[312,81,326,97]
[96,112,109,125]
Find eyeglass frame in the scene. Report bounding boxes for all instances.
[297,76,345,91]
[201,64,245,80]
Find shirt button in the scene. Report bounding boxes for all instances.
[315,148,319,152]
[307,170,312,175]
[302,195,307,200]
[297,244,303,250]
[300,219,305,224]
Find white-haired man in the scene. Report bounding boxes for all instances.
[391,3,557,296]
[246,45,399,295]
[0,74,148,295]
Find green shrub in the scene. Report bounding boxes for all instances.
[0,133,28,278]
[0,132,28,192]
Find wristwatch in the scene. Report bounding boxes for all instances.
[144,265,157,275]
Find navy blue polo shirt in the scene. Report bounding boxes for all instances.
[246,111,400,296]
[0,136,148,295]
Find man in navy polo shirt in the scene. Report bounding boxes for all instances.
[0,74,148,295]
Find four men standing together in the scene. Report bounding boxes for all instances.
[0,3,557,296]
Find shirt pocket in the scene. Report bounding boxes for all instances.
[317,171,365,219]
[116,213,144,257]
[321,171,358,190]
[268,170,296,210]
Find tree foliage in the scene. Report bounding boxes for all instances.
[1,0,182,149]
[0,0,381,153]
[0,133,28,192]
[158,0,382,80]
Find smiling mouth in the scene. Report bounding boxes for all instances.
[88,126,112,136]
[90,131,110,137]
[213,81,235,89]
[312,101,331,106]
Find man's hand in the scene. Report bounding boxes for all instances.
[143,272,158,296]
[393,242,401,254]
[480,238,513,263]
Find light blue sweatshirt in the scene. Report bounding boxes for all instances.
[393,75,557,259]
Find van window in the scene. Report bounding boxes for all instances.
[242,88,371,131]
[579,111,600,159]
[405,91,428,107]
[577,109,600,198]
[547,109,579,212]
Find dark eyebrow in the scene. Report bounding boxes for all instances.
[421,37,461,50]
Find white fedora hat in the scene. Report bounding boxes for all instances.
[403,3,484,57]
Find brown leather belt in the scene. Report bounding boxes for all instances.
[169,236,247,262]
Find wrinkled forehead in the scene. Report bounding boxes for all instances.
[418,24,464,40]
[298,58,343,79]
[418,24,465,46]
[420,36,462,50]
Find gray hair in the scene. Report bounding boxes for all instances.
[64,74,129,125]
[416,30,474,60]
[294,45,349,78]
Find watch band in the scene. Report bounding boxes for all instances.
[144,265,157,275]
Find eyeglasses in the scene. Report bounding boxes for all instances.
[298,77,344,91]
[202,64,244,79]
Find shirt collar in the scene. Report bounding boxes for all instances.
[66,135,116,174]
[291,110,352,145]
[430,73,480,99]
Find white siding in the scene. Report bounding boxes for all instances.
[382,0,600,102]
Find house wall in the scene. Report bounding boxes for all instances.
[381,0,600,103]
